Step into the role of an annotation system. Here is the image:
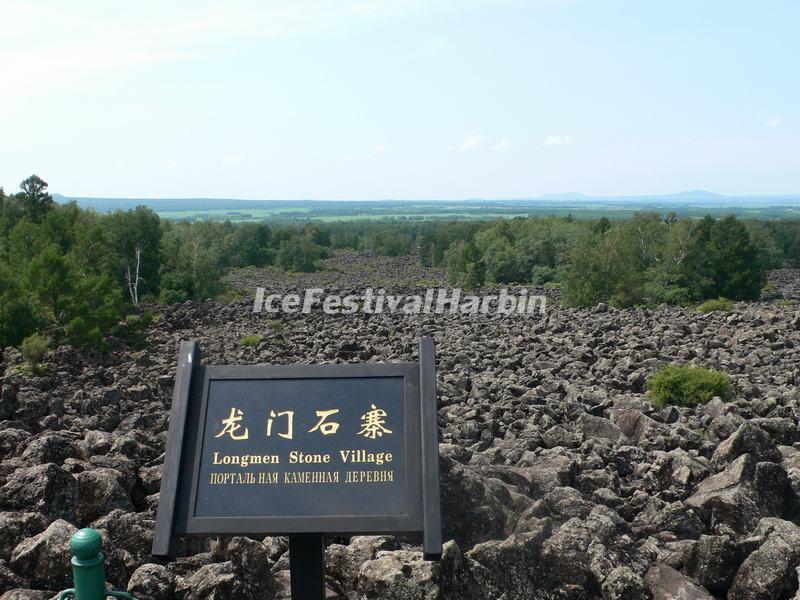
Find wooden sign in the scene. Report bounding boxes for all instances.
[152,337,442,571]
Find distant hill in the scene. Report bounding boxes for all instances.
[50,191,800,222]
[662,190,726,200]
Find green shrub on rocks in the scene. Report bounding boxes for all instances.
[646,365,733,407]
[21,333,50,374]
[239,334,263,347]
[698,298,733,313]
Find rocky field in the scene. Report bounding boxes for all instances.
[2,253,800,599]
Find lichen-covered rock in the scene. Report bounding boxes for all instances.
[728,518,800,599]
[643,564,712,599]
[711,422,782,470]
[75,467,134,524]
[686,454,793,534]
[467,521,552,599]
[600,566,648,600]
[128,563,176,600]
[0,590,53,600]
[90,510,155,566]
[8,520,75,589]
[0,464,79,521]
[683,534,745,595]
[0,514,47,562]
[326,536,400,594]
[355,541,478,600]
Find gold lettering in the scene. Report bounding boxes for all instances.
[212,452,280,467]
[215,407,249,440]
[357,404,392,439]
[308,409,341,435]
[289,450,331,464]
[266,410,294,439]
[344,469,394,483]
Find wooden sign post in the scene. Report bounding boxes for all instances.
[152,338,442,599]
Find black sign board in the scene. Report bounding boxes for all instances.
[152,337,442,584]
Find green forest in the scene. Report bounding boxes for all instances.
[2,175,799,352]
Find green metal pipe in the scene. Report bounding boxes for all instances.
[58,529,138,600]
[69,529,107,600]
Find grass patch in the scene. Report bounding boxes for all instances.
[698,298,733,314]
[777,299,798,307]
[238,334,263,347]
[646,365,734,407]
[266,320,286,334]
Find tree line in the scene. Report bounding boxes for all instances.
[2,174,799,351]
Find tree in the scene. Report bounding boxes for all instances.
[19,175,54,223]
[708,215,764,300]
[66,274,125,349]
[107,207,161,305]
[681,215,764,301]
[158,221,225,302]
[563,228,643,307]
[594,217,611,234]
[28,244,75,338]
[276,235,322,272]
[443,240,484,288]
[230,223,272,267]
[0,262,39,347]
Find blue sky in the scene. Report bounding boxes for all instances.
[1,0,797,199]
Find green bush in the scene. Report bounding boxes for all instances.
[646,365,733,407]
[239,334,263,347]
[698,298,733,313]
[21,333,50,373]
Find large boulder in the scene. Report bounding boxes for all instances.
[356,541,479,600]
[8,520,76,589]
[325,536,399,594]
[90,509,155,566]
[466,519,553,599]
[19,433,82,466]
[0,591,52,600]
[575,413,625,444]
[0,513,47,562]
[728,518,800,599]
[644,564,713,599]
[601,566,649,600]
[175,537,275,600]
[686,454,793,533]
[439,454,517,548]
[683,534,745,595]
[75,468,134,523]
[128,563,176,600]
[0,464,79,521]
[539,507,651,596]
[711,423,782,470]
[355,550,441,599]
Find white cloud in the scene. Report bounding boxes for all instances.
[163,159,180,170]
[458,134,484,151]
[542,134,572,147]
[493,138,511,151]
[224,154,242,165]
[765,117,782,128]
[373,143,387,153]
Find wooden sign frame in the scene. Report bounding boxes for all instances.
[152,337,442,564]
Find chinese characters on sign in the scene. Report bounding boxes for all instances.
[215,408,249,440]
[215,404,392,441]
